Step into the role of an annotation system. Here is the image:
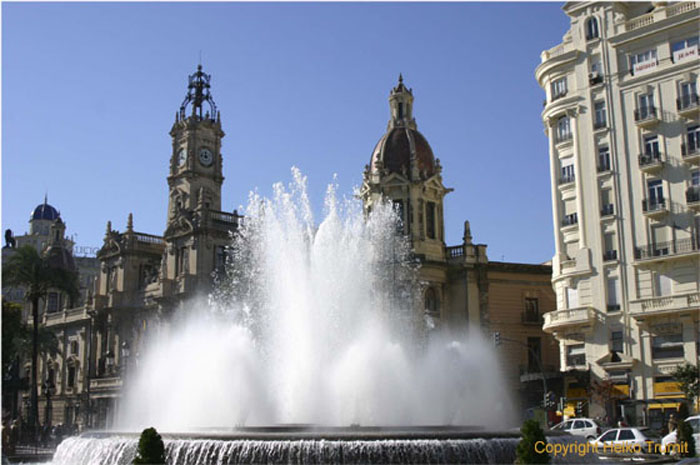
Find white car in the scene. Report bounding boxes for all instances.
[661,415,700,454]
[589,427,658,453]
[551,418,601,439]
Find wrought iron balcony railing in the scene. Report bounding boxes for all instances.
[601,204,614,216]
[677,93,699,112]
[634,237,699,260]
[638,152,663,168]
[603,250,618,261]
[642,198,666,213]
[559,174,575,185]
[562,213,578,227]
[634,106,658,122]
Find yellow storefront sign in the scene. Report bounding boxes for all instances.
[654,381,683,397]
[612,384,629,398]
[648,402,681,410]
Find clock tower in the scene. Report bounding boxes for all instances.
[162,65,239,295]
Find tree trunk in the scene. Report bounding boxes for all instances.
[31,296,39,443]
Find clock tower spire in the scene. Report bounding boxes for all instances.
[162,65,238,294]
[167,65,225,223]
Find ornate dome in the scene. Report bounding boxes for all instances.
[370,127,436,178]
[31,197,60,221]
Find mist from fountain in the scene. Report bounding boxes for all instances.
[115,168,514,432]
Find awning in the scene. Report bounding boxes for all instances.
[648,402,681,410]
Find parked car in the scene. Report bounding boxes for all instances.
[661,415,700,454]
[589,427,659,453]
[550,418,602,439]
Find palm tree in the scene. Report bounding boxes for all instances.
[3,245,78,441]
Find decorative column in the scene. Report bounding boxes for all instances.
[569,107,587,248]
[546,119,564,261]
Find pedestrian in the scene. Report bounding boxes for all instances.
[668,413,677,433]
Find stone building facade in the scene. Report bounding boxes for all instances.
[6,66,558,429]
[536,1,699,428]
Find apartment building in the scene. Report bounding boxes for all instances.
[535,1,699,429]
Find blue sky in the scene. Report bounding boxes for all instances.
[2,2,569,264]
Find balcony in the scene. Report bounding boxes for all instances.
[593,119,607,130]
[603,250,618,262]
[597,160,612,173]
[519,364,559,383]
[634,237,699,262]
[543,306,595,332]
[89,376,122,394]
[677,93,699,117]
[629,292,700,319]
[638,152,664,173]
[559,174,576,186]
[601,203,614,217]
[555,132,573,145]
[687,186,700,211]
[634,106,660,128]
[641,198,668,219]
[681,143,700,164]
[561,214,578,228]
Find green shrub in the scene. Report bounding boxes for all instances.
[133,427,166,464]
[515,419,550,464]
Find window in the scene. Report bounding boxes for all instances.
[527,337,542,372]
[598,146,611,172]
[630,49,657,75]
[636,92,656,120]
[671,36,699,63]
[47,292,59,313]
[563,212,578,227]
[647,179,664,207]
[652,225,669,256]
[560,164,575,184]
[573,420,585,430]
[654,272,672,296]
[652,333,684,359]
[618,430,635,441]
[566,344,586,366]
[67,365,76,388]
[599,430,617,442]
[585,17,599,40]
[392,200,404,233]
[524,298,539,323]
[603,234,617,262]
[424,288,438,314]
[601,188,614,216]
[556,116,571,142]
[594,101,607,128]
[607,277,620,311]
[70,341,78,355]
[686,125,700,155]
[214,246,227,275]
[551,77,567,100]
[590,58,603,84]
[567,286,579,308]
[397,102,404,119]
[611,331,623,352]
[425,201,436,239]
[692,170,700,186]
[176,246,187,276]
[643,135,660,157]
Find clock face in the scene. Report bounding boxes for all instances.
[198,148,213,167]
[177,149,187,167]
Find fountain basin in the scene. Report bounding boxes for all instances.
[51,427,598,465]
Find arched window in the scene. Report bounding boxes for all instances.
[585,17,599,40]
[425,287,439,314]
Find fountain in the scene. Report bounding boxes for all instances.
[50,170,593,464]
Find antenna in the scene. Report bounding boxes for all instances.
[199,50,202,67]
